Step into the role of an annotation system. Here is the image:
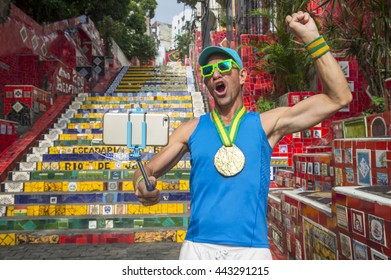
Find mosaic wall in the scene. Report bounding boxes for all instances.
[333,138,391,187]
[268,137,391,259]
[0,64,206,245]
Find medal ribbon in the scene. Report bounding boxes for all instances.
[212,105,246,147]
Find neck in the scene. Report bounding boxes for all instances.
[214,102,244,126]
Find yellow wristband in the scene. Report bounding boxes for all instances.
[305,35,330,60]
[135,175,144,188]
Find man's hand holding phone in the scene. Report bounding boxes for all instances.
[135,176,160,206]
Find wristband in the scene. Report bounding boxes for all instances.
[135,175,144,188]
[305,35,330,60]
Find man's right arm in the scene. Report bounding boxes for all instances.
[133,118,199,206]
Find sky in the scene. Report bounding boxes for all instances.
[152,0,188,24]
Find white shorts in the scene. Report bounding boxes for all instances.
[179,240,273,260]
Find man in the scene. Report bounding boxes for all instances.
[133,11,352,260]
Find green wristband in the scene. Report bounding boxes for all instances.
[135,175,144,188]
[305,35,330,60]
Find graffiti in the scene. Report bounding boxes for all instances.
[55,67,85,94]
[58,67,70,80]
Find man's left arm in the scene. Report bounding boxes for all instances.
[265,12,352,147]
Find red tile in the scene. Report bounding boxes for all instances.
[374,204,391,220]
[76,238,88,244]
[346,196,361,209]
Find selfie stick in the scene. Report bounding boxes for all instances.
[127,107,154,191]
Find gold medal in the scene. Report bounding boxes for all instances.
[214,144,245,176]
[212,105,247,177]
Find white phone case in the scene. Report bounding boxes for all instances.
[103,112,169,146]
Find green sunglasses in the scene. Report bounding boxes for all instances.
[200,59,241,77]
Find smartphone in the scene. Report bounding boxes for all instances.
[103,112,169,146]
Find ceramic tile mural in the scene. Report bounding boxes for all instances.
[0,64,197,247]
[353,240,368,260]
[339,233,352,259]
[270,182,391,259]
[356,149,371,185]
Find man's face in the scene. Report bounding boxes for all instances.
[203,54,247,109]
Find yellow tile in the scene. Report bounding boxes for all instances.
[156,181,163,190]
[31,182,44,192]
[38,206,49,216]
[122,181,133,191]
[161,204,168,214]
[141,206,150,214]
[179,180,189,191]
[62,182,68,192]
[56,206,66,216]
[44,182,62,192]
[27,206,34,216]
[127,204,139,215]
[65,206,76,216]
[91,182,103,191]
[148,205,156,214]
[0,234,16,246]
[49,147,60,154]
[74,205,88,215]
[33,206,40,216]
[78,182,87,191]
[48,205,56,216]
[167,204,177,214]
[177,203,184,214]
[85,183,93,191]
[97,182,104,191]
[176,230,187,243]
[155,204,162,214]
[36,162,42,171]
[24,182,31,192]
[6,206,14,216]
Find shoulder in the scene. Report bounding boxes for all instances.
[170,117,201,143]
[182,117,200,131]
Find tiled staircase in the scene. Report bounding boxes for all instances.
[0,63,207,245]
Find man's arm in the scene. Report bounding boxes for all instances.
[263,12,352,148]
[132,118,199,206]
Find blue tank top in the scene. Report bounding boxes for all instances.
[186,111,272,248]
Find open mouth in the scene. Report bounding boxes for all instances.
[215,82,226,95]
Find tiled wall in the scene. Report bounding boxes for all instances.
[0,96,72,182]
[293,153,334,191]
[0,64,204,245]
[333,186,391,259]
[326,56,372,118]
[0,120,18,154]
[0,4,101,105]
[275,169,294,189]
[240,34,273,111]
[333,138,391,187]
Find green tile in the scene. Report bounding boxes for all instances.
[96,219,106,229]
[134,219,144,228]
[17,220,38,231]
[0,220,12,231]
[58,219,69,229]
